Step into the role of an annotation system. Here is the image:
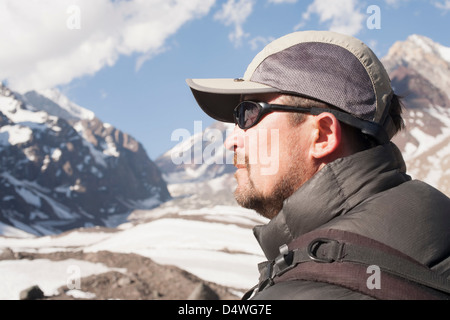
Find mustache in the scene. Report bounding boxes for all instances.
[233,153,248,167]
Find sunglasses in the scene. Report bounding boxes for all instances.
[233,101,314,130]
[232,100,388,145]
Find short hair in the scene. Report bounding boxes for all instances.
[279,93,406,151]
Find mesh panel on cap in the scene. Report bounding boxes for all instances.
[250,42,376,121]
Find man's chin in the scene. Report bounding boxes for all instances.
[233,180,255,208]
[234,187,275,219]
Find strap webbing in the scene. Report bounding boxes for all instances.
[253,229,450,300]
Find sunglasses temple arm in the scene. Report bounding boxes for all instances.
[309,107,389,144]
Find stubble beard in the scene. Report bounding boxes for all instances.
[233,155,302,219]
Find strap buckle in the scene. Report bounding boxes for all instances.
[274,244,295,275]
[307,238,344,263]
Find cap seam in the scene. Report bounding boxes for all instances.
[250,41,377,120]
[244,32,389,122]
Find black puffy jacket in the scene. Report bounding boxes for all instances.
[248,143,450,300]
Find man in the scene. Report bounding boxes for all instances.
[186,31,450,299]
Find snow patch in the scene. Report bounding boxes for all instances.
[66,289,96,299]
[0,125,33,145]
[0,221,35,238]
[409,34,433,53]
[0,258,124,300]
[38,89,95,121]
[0,207,267,294]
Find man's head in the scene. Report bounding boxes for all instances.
[186,30,404,218]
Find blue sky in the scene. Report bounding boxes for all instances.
[1,0,450,160]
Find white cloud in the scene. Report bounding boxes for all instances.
[100,89,108,100]
[214,0,255,47]
[0,0,215,93]
[385,0,410,6]
[296,0,365,36]
[267,0,297,3]
[249,36,275,51]
[367,39,381,56]
[434,0,450,11]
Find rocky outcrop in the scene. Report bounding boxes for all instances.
[2,249,240,300]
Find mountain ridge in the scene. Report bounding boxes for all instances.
[382,34,450,100]
[0,84,170,237]
[386,35,450,196]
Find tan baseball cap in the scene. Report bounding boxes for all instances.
[186,30,395,143]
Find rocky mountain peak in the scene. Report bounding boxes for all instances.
[382,35,450,197]
[382,34,450,99]
[0,86,171,236]
[22,88,95,123]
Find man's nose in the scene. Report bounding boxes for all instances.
[224,125,244,151]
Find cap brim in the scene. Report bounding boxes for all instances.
[186,78,279,123]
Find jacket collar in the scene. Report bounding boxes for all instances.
[253,142,410,260]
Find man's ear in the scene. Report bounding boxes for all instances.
[310,112,341,160]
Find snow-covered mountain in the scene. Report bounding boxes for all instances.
[0,85,170,236]
[384,35,450,197]
[382,34,450,100]
[156,121,236,184]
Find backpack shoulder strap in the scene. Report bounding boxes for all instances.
[247,228,450,300]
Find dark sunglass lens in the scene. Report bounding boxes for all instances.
[236,102,260,129]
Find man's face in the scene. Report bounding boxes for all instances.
[224,93,316,219]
